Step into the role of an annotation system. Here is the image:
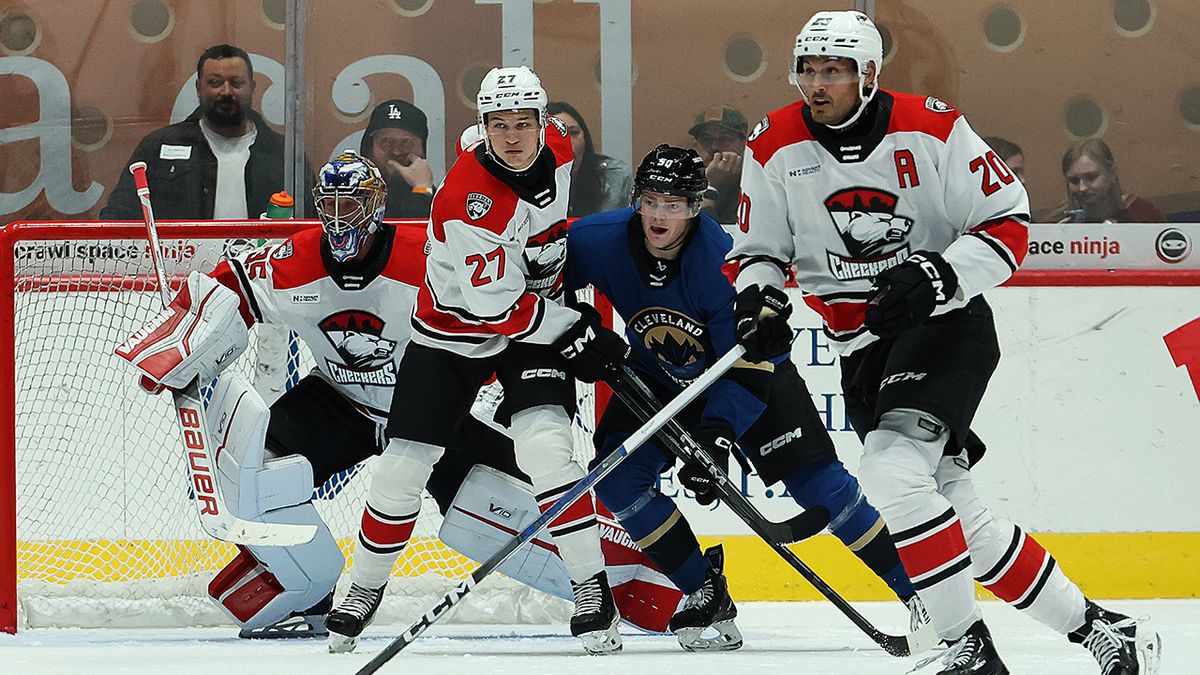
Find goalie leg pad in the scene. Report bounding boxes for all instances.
[781,459,914,600]
[439,465,682,634]
[115,270,249,390]
[510,405,603,583]
[208,505,343,632]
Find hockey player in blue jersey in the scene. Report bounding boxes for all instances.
[565,144,923,651]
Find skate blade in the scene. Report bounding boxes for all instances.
[328,632,359,654]
[579,616,623,655]
[675,618,744,652]
[1136,625,1162,675]
[239,615,327,640]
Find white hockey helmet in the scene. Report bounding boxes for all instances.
[789,10,884,130]
[476,65,548,171]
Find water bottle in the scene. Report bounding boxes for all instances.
[264,191,295,219]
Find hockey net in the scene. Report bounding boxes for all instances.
[0,220,606,632]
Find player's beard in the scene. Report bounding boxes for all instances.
[202,95,248,129]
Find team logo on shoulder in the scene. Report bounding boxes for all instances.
[548,115,568,137]
[924,97,953,113]
[319,310,397,386]
[466,192,493,220]
[272,240,294,260]
[748,116,770,142]
[627,307,709,386]
[823,187,914,281]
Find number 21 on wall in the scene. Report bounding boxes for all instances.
[466,246,505,286]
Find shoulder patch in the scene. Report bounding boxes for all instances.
[548,115,568,138]
[748,115,770,142]
[925,96,953,113]
[272,239,294,260]
[466,192,494,220]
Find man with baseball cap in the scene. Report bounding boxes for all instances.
[687,104,748,224]
[360,99,437,218]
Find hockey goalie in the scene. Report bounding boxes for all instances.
[114,151,682,639]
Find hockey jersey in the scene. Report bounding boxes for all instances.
[566,208,769,438]
[211,223,424,421]
[731,90,1030,355]
[412,117,579,358]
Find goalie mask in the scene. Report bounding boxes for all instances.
[313,151,387,262]
[632,144,708,220]
[476,65,548,172]
[790,10,884,130]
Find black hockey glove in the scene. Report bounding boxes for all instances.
[733,285,794,362]
[864,251,959,338]
[678,420,735,506]
[553,304,631,383]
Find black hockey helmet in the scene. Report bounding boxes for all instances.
[632,144,708,208]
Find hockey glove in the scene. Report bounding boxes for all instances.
[678,420,735,506]
[733,285,793,362]
[864,251,959,338]
[553,304,631,383]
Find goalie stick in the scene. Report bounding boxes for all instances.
[612,365,939,658]
[127,161,316,547]
[354,346,746,674]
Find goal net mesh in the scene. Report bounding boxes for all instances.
[10,223,598,629]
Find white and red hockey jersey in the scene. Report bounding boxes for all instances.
[212,223,425,421]
[731,90,1030,355]
[412,117,578,358]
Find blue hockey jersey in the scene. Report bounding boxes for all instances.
[565,207,769,437]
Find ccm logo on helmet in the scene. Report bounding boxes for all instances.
[760,426,803,456]
[521,368,566,381]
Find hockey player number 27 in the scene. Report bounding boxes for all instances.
[969,150,1016,196]
[466,246,505,287]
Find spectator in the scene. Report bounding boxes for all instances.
[101,44,288,220]
[688,104,747,224]
[1057,138,1166,223]
[982,136,1026,185]
[359,99,436,218]
[545,101,631,216]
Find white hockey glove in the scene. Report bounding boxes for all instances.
[115,271,249,393]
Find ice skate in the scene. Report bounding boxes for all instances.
[1071,600,1161,675]
[326,583,385,654]
[238,591,333,639]
[570,569,622,654]
[668,545,743,652]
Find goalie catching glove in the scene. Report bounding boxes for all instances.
[733,284,793,362]
[677,419,735,506]
[114,271,249,393]
[864,251,958,338]
[552,303,631,383]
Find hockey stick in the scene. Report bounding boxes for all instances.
[354,346,746,673]
[128,162,316,546]
[608,366,829,545]
[612,365,939,658]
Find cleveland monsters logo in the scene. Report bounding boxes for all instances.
[319,310,397,386]
[824,187,914,281]
[627,307,708,386]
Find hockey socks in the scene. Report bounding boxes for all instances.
[781,460,915,600]
[352,501,418,588]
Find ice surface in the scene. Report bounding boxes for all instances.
[1,600,1192,674]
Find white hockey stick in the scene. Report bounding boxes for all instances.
[128,162,315,546]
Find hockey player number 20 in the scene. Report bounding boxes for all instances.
[466,246,505,287]
[969,150,1016,197]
